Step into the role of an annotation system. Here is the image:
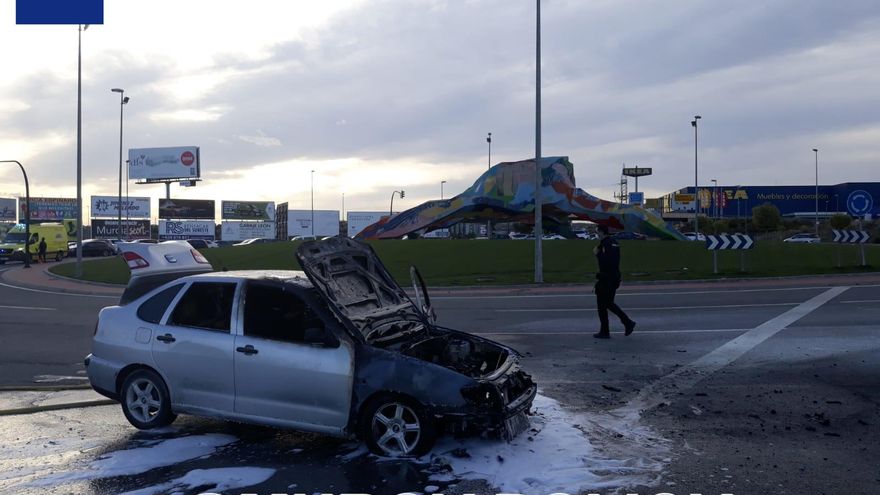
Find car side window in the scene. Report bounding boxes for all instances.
[168,282,237,332]
[136,283,184,323]
[243,283,327,344]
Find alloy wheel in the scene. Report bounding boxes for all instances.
[371,402,421,456]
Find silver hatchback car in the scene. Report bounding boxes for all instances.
[86,239,536,456]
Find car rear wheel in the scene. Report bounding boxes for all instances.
[120,369,176,430]
[360,395,436,457]
[55,251,63,262]
[102,249,111,257]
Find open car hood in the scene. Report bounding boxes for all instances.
[295,237,423,340]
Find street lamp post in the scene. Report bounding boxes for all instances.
[711,179,718,219]
[0,160,30,268]
[111,88,129,240]
[76,24,89,277]
[534,0,543,283]
[390,190,405,216]
[486,132,493,239]
[310,170,315,236]
[441,180,446,200]
[813,148,819,237]
[691,115,702,238]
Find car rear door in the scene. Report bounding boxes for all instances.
[151,280,238,413]
[232,281,353,432]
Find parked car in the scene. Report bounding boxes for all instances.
[681,232,706,242]
[86,239,536,457]
[68,239,118,257]
[783,233,820,244]
[233,238,274,246]
[132,239,159,244]
[574,231,597,240]
[508,233,529,240]
[290,235,318,242]
[612,231,647,241]
[186,239,218,249]
[542,234,566,240]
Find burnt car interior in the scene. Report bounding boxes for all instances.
[243,282,335,346]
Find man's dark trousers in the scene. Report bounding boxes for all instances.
[595,274,631,334]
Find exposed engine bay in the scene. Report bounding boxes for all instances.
[399,332,510,378]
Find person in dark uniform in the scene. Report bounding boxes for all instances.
[38,237,47,263]
[593,225,636,339]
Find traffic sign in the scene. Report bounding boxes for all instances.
[832,229,869,243]
[706,233,755,250]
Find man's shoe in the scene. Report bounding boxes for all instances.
[624,320,636,336]
[593,332,611,339]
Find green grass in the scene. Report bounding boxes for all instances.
[49,240,880,287]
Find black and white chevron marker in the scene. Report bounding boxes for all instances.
[706,233,755,250]
[832,229,869,243]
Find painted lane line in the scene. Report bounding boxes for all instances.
[477,328,749,335]
[0,304,56,311]
[607,286,849,424]
[839,299,880,304]
[0,281,120,299]
[431,285,838,300]
[498,302,798,312]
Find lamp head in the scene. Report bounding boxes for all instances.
[111,88,123,93]
[812,148,818,153]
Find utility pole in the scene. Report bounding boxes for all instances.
[534,0,543,283]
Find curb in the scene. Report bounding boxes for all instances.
[0,265,122,296]
[0,399,115,417]
[43,266,125,289]
[0,384,93,392]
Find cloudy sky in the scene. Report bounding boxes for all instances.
[1,0,879,220]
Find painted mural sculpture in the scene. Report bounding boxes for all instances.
[356,156,686,240]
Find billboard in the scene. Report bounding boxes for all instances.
[129,146,200,181]
[287,210,340,238]
[221,221,276,241]
[158,220,215,240]
[19,197,78,221]
[159,198,215,220]
[221,201,275,221]
[91,219,151,239]
[0,198,16,221]
[628,192,645,206]
[90,196,150,219]
[347,211,388,238]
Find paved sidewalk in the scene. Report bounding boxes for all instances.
[0,261,123,296]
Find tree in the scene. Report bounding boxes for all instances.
[830,213,852,230]
[752,202,781,232]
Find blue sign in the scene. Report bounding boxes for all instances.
[628,192,644,205]
[16,0,103,25]
[847,190,873,216]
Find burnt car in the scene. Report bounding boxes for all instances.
[86,238,536,456]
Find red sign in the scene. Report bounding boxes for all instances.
[180,151,195,166]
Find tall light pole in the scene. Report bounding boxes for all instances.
[534,0,543,283]
[76,24,89,277]
[111,88,129,240]
[710,179,717,219]
[310,169,315,236]
[390,190,405,216]
[0,160,30,268]
[691,115,701,238]
[342,192,345,220]
[486,132,493,238]
[813,148,819,237]
[441,180,446,200]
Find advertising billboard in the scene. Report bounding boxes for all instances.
[221,221,276,241]
[90,196,150,219]
[91,219,151,239]
[129,146,200,181]
[346,211,388,238]
[221,201,275,221]
[158,220,215,240]
[287,210,339,238]
[0,198,16,221]
[158,198,215,220]
[19,197,78,221]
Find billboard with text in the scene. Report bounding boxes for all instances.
[91,196,150,219]
[19,197,78,221]
[129,146,200,181]
[347,211,388,238]
[221,221,276,241]
[0,198,16,221]
[287,210,339,238]
[91,219,151,239]
[159,198,215,220]
[221,201,275,221]
[158,220,215,240]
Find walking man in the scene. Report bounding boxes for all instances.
[38,237,48,263]
[593,225,636,339]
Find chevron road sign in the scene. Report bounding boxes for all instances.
[832,229,869,243]
[705,233,755,250]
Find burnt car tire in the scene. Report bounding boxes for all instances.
[120,369,176,430]
[360,394,436,457]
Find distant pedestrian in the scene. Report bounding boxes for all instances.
[593,225,636,339]
[38,237,47,263]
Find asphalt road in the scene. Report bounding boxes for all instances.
[0,272,878,494]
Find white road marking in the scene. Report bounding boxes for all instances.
[430,285,840,300]
[0,281,119,299]
[0,304,55,311]
[478,328,749,335]
[839,299,880,304]
[499,302,797,312]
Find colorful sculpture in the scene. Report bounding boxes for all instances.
[356,156,686,240]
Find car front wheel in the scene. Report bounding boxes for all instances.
[120,369,176,430]
[360,395,436,457]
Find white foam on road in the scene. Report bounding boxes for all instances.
[117,467,276,495]
[425,394,670,494]
[27,433,237,487]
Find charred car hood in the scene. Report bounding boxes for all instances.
[296,237,424,340]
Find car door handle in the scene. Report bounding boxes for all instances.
[236,345,258,355]
[156,333,176,343]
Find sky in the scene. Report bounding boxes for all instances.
[1,0,879,221]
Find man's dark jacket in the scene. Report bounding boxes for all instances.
[595,236,621,286]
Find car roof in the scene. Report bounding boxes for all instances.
[184,269,314,288]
